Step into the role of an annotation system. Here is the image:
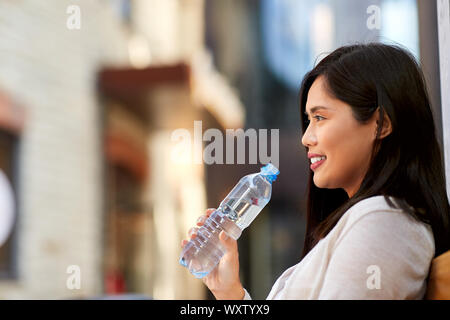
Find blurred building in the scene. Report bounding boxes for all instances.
[0,0,244,299]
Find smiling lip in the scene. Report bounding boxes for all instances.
[310,158,326,171]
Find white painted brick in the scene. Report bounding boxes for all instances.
[0,0,129,299]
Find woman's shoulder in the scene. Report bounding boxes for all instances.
[347,195,404,214]
[319,195,435,299]
[343,195,418,225]
[336,195,434,253]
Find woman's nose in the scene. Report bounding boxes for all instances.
[301,126,317,147]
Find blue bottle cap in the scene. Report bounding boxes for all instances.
[260,163,279,183]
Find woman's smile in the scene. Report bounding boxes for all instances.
[310,157,326,171]
[308,153,327,171]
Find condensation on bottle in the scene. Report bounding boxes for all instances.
[179,163,279,278]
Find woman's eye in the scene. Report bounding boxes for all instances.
[304,115,325,126]
[313,115,325,121]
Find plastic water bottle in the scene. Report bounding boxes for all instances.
[179,163,279,278]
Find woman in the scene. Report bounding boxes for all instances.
[181,43,450,299]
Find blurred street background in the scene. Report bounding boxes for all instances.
[0,0,446,299]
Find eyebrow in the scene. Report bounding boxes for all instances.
[304,106,330,117]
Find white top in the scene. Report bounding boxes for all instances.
[243,195,435,300]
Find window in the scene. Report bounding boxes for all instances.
[261,0,419,90]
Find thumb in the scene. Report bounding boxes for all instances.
[219,230,237,253]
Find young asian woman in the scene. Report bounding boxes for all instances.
[182,43,450,300]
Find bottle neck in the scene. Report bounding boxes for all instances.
[261,174,276,184]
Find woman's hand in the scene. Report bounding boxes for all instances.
[181,208,245,300]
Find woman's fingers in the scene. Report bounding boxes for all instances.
[196,215,207,226]
[197,208,216,226]
[181,208,217,248]
[188,227,198,238]
[181,226,199,248]
[219,230,238,256]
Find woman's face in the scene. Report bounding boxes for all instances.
[301,76,378,198]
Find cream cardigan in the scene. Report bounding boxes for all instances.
[243,195,435,300]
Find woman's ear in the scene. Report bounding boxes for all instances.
[375,107,392,140]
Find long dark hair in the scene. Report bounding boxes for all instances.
[299,43,450,259]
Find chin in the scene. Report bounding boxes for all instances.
[313,176,326,189]
[313,175,334,190]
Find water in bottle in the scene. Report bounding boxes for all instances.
[179,163,279,278]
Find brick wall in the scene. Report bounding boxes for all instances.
[0,0,129,298]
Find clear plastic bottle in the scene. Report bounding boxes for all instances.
[179,163,279,278]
